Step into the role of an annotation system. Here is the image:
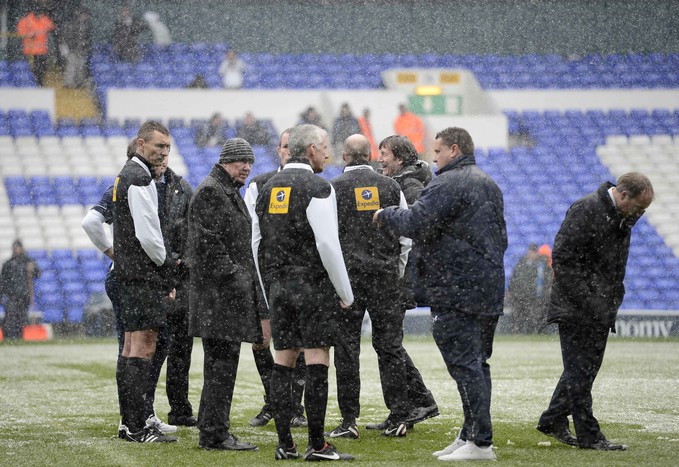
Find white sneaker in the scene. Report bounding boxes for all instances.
[433,437,466,457]
[146,414,178,434]
[438,441,496,461]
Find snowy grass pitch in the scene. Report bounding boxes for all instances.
[1,335,678,465]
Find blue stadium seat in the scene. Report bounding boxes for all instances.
[42,306,64,323]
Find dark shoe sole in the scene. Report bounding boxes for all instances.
[199,443,258,451]
[406,407,440,425]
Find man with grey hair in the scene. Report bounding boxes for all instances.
[253,124,355,461]
[327,134,412,439]
[244,128,308,429]
[537,172,654,451]
[187,138,263,451]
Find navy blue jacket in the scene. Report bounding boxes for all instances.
[379,154,507,315]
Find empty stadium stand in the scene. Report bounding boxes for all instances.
[2,45,679,326]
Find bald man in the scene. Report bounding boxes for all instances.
[327,134,412,438]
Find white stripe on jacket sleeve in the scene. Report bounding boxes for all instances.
[397,190,412,278]
[81,209,112,253]
[306,186,354,306]
[128,183,166,266]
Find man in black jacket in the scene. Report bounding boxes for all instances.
[186,138,263,451]
[537,172,654,451]
[327,134,411,439]
[153,154,196,427]
[113,121,177,443]
[377,135,432,204]
[375,127,506,461]
[253,124,354,461]
[367,135,439,431]
[0,240,40,339]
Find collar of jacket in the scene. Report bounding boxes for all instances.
[164,166,185,189]
[435,153,476,176]
[211,163,243,191]
[283,161,313,172]
[131,155,155,175]
[596,181,634,228]
[344,162,373,172]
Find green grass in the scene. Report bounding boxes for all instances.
[1,335,678,465]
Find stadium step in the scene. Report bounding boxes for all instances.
[44,69,100,121]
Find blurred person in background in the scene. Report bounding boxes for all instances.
[357,108,378,161]
[299,106,326,130]
[332,103,360,158]
[195,113,228,148]
[143,11,171,47]
[61,6,92,89]
[16,3,55,86]
[393,104,426,156]
[237,112,272,146]
[219,49,245,89]
[0,240,40,339]
[112,7,146,63]
[508,243,552,334]
[537,172,654,451]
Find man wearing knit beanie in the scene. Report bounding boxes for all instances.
[186,137,264,451]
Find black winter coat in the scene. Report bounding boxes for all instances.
[186,164,263,342]
[392,160,432,204]
[380,154,507,315]
[159,167,193,286]
[548,182,638,329]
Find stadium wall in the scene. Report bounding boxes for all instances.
[0,88,55,117]
[5,1,679,58]
[106,88,509,149]
[403,309,679,338]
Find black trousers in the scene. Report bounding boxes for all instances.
[334,274,410,421]
[105,269,169,418]
[2,296,29,339]
[432,309,498,447]
[539,322,610,446]
[166,286,194,418]
[198,338,241,443]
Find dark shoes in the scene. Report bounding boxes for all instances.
[199,433,258,451]
[291,414,308,428]
[367,405,437,431]
[275,443,302,460]
[581,439,628,451]
[381,420,407,437]
[536,424,578,446]
[366,417,413,431]
[304,442,354,461]
[168,414,198,427]
[124,426,177,443]
[327,419,360,439]
[405,404,439,425]
[250,407,273,427]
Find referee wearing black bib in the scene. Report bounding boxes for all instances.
[253,124,354,461]
[327,134,412,439]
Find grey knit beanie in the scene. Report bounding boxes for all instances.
[219,138,255,164]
